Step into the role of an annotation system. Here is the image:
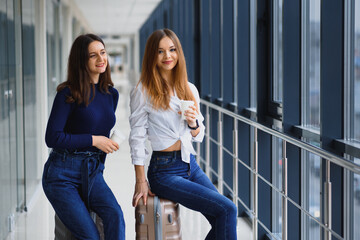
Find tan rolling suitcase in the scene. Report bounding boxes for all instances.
[135,196,182,240]
[54,212,104,240]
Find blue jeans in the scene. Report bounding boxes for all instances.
[147,151,237,240]
[42,149,125,240]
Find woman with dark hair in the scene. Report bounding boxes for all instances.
[43,34,125,240]
[129,28,237,240]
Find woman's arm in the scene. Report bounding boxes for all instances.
[132,165,154,207]
[187,83,205,141]
[45,89,93,149]
[45,88,118,153]
[129,85,150,165]
[129,84,154,206]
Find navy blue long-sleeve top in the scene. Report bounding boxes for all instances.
[45,84,119,153]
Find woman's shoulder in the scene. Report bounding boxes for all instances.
[108,85,119,96]
[187,82,199,94]
[131,81,146,96]
[57,85,71,96]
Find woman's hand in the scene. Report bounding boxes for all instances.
[132,181,155,207]
[92,135,119,153]
[182,105,198,128]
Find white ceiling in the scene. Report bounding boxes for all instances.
[74,0,162,36]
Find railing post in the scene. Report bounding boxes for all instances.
[282,140,288,240]
[324,160,332,240]
[205,105,210,177]
[196,142,201,165]
[218,111,223,194]
[253,127,258,240]
[233,119,238,208]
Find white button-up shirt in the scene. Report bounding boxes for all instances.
[129,82,205,165]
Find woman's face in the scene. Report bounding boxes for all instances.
[87,41,107,81]
[156,37,178,73]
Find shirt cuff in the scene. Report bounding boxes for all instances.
[132,158,145,166]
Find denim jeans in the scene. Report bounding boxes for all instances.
[42,149,125,240]
[147,151,237,240]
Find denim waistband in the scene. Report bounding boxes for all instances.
[152,150,181,158]
[52,148,104,157]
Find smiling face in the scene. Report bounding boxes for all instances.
[87,40,107,83]
[156,37,178,74]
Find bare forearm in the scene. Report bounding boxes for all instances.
[134,165,146,182]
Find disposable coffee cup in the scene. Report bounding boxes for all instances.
[180,100,195,120]
[110,129,126,149]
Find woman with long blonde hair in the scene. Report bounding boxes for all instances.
[129,29,237,239]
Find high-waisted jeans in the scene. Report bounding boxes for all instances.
[147,151,237,240]
[42,149,125,240]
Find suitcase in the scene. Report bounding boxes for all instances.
[135,196,182,240]
[54,212,104,240]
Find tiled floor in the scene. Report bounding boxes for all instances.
[5,77,252,240]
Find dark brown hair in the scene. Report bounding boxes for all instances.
[139,28,196,110]
[57,33,113,106]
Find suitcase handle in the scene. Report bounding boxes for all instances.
[139,214,145,224]
[168,213,173,224]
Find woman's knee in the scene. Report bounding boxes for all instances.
[104,205,124,225]
[113,205,124,218]
[221,197,237,219]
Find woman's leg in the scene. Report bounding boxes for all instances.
[42,158,99,240]
[89,171,125,240]
[148,156,237,240]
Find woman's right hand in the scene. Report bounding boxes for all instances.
[92,135,119,154]
[132,181,155,207]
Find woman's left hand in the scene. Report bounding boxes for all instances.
[179,105,198,128]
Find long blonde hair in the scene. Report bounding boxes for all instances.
[139,28,197,110]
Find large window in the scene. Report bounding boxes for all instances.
[22,0,40,206]
[346,2,360,239]
[302,0,321,129]
[354,159,360,238]
[46,0,62,110]
[354,0,360,141]
[354,1,360,239]
[302,150,321,240]
[272,0,283,102]
[272,137,283,235]
[301,1,321,239]
[250,0,257,109]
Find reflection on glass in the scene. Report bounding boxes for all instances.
[352,157,360,240]
[308,0,321,128]
[250,0,257,109]
[306,152,321,240]
[47,1,56,110]
[0,1,16,239]
[22,0,39,205]
[355,0,360,141]
[273,0,283,102]
[272,137,282,234]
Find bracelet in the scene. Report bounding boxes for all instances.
[188,119,199,130]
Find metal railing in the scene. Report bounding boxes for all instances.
[197,99,360,240]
